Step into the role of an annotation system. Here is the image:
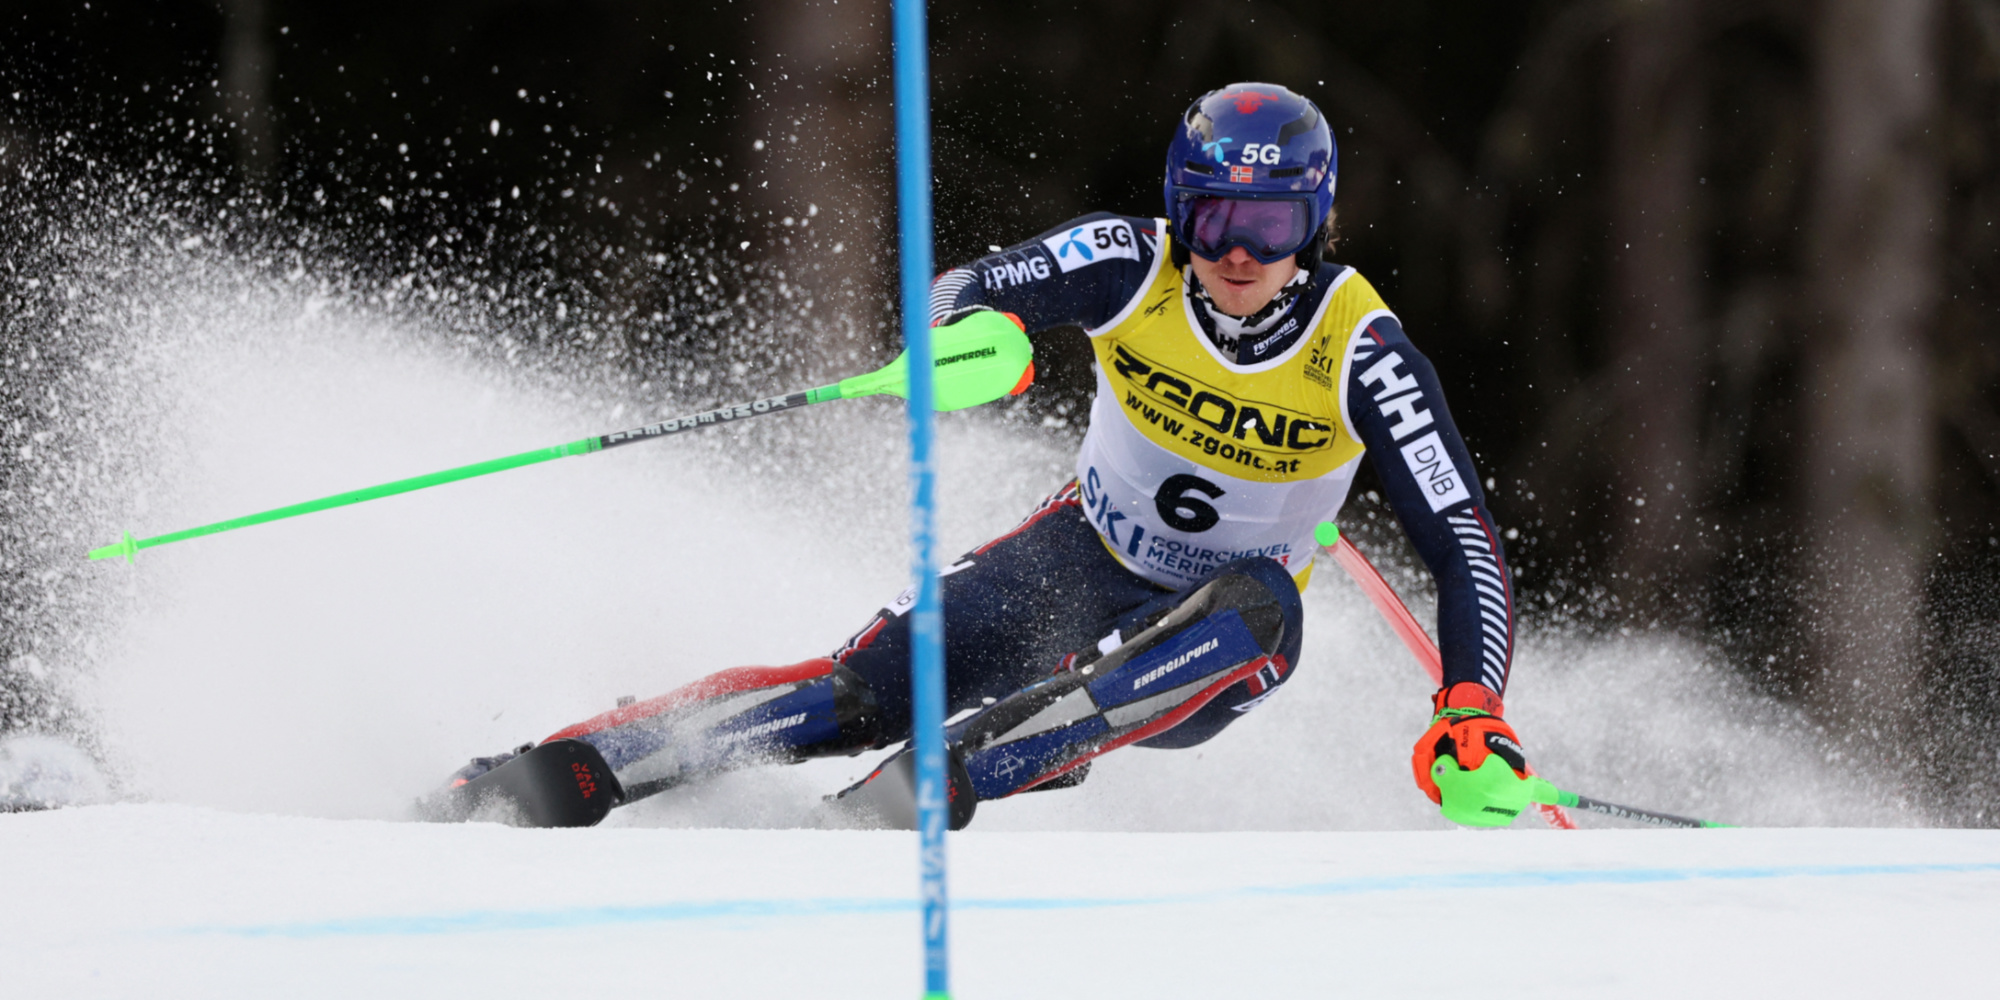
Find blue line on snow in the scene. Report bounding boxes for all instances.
[195,861,2000,939]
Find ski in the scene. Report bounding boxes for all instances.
[419,738,625,828]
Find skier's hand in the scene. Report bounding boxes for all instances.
[931,304,1025,333]
[1411,681,1530,806]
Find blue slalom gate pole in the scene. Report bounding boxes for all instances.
[891,1,950,998]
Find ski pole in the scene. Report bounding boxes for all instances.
[87,312,1035,563]
[1314,522,1445,686]
[1314,522,1733,830]
[1310,522,1573,828]
[1539,787,1731,829]
[1427,752,1734,829]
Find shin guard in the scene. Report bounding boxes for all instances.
[956,572,1284,801]
[825,570,1290,828]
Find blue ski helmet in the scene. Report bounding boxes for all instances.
[1163,83,1336,269]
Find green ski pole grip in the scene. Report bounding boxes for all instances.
[1431,754,1538,827]
[837,310,1033,411]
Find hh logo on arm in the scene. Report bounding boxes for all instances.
[1360,351,1472,512]
[1041,220,1140,273]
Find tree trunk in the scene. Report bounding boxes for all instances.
[1606,0,1708,612]
[747,0,894,375]
[1802,0,1941,749]
[218,0,276,190]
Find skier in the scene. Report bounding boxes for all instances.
[426,82,1534,829]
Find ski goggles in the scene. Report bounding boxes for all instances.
[1170,193,1319,264]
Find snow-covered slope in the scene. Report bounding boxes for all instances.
[3,805,1995,998]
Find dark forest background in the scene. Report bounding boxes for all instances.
[3,0,1998,820]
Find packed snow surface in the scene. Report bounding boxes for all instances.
[3,805,1996,998]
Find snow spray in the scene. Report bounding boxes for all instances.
[2,134,1915,832]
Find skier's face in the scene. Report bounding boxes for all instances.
[1189,245,1300,317]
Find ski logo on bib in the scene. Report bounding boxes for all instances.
[1042,220,1140,273]
[1108,343,1334,477]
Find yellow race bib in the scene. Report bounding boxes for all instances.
[1074,224,1394,589]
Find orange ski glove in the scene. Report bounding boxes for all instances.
[1411,682,1530,805]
